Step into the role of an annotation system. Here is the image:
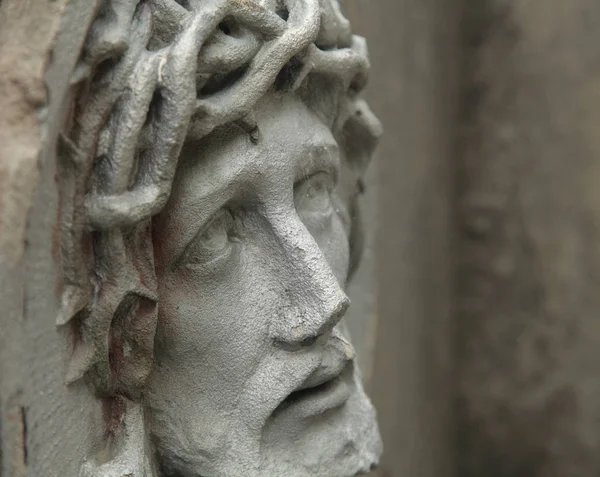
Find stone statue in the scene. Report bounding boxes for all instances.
[55,0,382,475]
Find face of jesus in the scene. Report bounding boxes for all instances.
[146,92,381,477]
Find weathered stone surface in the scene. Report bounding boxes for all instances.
[0,0,63,263]
[1,1,105,476]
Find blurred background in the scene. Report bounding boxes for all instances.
[341,1,600,476]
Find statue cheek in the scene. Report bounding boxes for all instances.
[154,275,216,356]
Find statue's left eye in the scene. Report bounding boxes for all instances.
[183,208,237,268]
[294,172,335,220]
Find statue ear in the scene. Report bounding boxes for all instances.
[63,223,158,401]
[105,289,159,400]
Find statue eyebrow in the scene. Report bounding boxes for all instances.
[159,138,340,265]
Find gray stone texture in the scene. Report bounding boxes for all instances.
[1,2,107,476]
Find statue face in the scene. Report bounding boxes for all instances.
[146,92,381,477]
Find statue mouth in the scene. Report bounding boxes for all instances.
[274,347,355,418]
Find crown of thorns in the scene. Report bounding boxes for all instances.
[57,0,381,398]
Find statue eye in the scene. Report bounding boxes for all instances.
[184,209,237,268]
[294,172,335,219]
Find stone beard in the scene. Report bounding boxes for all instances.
[56,1,383,476]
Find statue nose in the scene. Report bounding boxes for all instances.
[268,212,351,351]
[273,294,350,351]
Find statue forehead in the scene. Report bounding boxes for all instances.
[160,93,339,233]
[176,92,338,171]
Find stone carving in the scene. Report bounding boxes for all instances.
[56,0,382,475]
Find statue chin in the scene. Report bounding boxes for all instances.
[260,378,382,477]
[152,367,382,477]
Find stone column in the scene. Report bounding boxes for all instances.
[344,1,463,476]
[457,1,600,476]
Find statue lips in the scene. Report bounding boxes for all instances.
[275,332,356,418]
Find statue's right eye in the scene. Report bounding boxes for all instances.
[183,208,238,269]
